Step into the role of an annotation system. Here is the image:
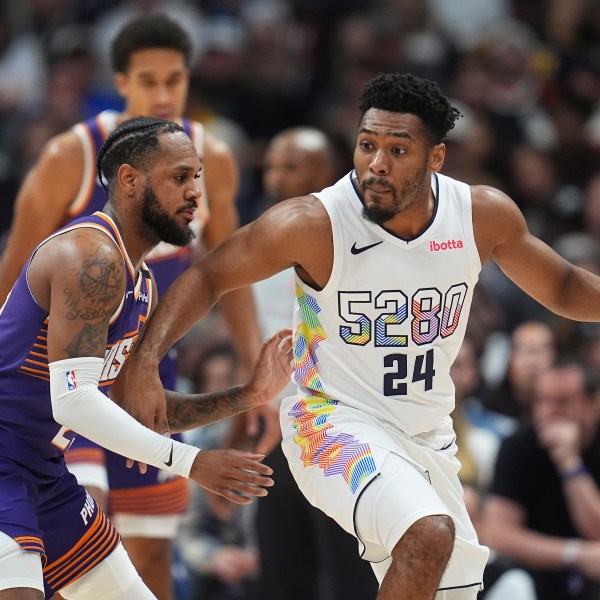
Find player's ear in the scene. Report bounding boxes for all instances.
[117,164,139,196]
[114,72,128,99]
[430,143,445,173]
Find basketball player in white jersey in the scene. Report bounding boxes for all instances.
[125,72,600,599]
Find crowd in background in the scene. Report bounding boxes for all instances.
[0,0,599,230]
[1,0,600,599]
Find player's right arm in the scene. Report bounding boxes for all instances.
[0,130,84,303]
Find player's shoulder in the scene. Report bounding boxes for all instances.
[260,194,329,235]
[45,222,120,261]
[471,184,527,255]
[274,193,326,215]
[471,185,515,210]
[39,126,85,166]
[471,184,525,225]
[28,223,125,300]
[201,127,235,160]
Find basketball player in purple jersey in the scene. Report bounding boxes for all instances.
[0,116,292,599]
[0,14,265,598]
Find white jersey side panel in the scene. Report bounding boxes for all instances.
[291,171,480,437]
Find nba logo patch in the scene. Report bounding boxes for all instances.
[66,370,77,390]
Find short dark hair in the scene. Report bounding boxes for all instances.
[358,72,462,145]
[110,13,193,73]
[97,116,186,194]
[534,360,599,399]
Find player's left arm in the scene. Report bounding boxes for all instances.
[164,329,292,432]
[473,185,600,322]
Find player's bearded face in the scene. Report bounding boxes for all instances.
[140,184,195,246]
[360,159,429,226]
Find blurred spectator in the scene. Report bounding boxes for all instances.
[451,337,508,493]
[451,338,536,599]
[544,0,589,50]
[485,321,557,421]
[581,172,600,239]
[370,0,451,84]
[428,0,510,51]
[508,143,582,243]
[482,362,600,600]
[0,9,46,115]
[179,343,259,600]
[188,15,248,121]
[441,101,505,188]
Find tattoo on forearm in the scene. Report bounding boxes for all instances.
[167,387,250,431]
[65,322,108,357]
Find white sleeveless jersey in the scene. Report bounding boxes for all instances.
[291,170,481,437]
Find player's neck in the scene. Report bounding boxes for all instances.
[102,203,154,270]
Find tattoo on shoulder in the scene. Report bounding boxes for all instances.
[62,244,124,321]
[80,244,123,301]
[62,243,124,357]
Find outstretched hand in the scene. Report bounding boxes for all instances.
[221,329,293,455]
[189,449,274,504]
[246,328,293,408]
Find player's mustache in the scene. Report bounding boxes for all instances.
[178,200,198,212]
[362,176,395,192]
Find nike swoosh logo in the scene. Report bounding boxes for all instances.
[351,241,383,255]
[164,443,174,467]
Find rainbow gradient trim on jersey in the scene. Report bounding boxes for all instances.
[293,285,326,392]
[289,396,377,493]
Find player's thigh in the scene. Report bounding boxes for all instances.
[0,532,44,598]
[355,451,451,566]
[58,543,153,600]
[120,536,172,573]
